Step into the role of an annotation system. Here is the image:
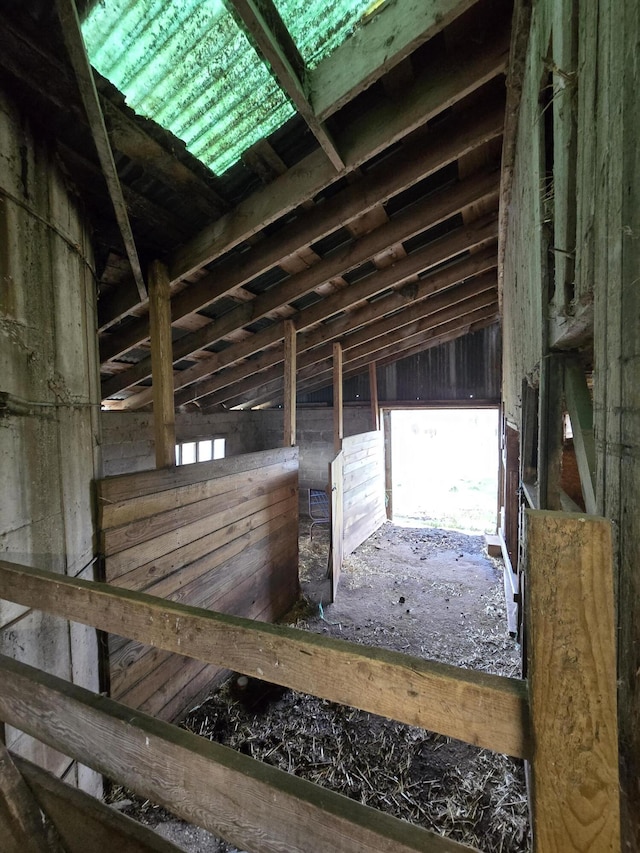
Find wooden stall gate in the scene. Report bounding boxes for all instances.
[96,447,299,719]
[0,511,620,853]
[329,431,386,599]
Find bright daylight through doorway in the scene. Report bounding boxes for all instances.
[390,408,499,534]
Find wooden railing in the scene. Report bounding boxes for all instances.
[0,511,621,852]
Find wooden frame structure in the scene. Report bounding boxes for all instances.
[0,509,620,852]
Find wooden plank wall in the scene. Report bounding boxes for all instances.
[341,431,386,556]
[96,448,299,720]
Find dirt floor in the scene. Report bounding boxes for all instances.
[111,519,530,852]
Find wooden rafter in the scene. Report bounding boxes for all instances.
[309,0,478,120]
[109,215,499,410]
[227,0,344,170]
[55,0,147,300]
[166,25,508,283]
[192,287,498,410]
[101,168,500,401]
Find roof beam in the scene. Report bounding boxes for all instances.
[227,0,344,170]
[167,22,509,282]
[99,93,503,354]
[55,0,147,300]
[166,247,497,409]
[309,0,477,120]
[102,185,499,401]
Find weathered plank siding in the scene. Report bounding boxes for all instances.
[502,0,640,843]
[342,432,386,556]
[501,2,551,422]
[96,448,300,720]
[0,84,101,792]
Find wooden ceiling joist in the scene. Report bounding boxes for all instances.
[99,94,504,360]
[221,303,498,410]
[104,206,499,406]
[248,290,499,410]
[164,247,498,410]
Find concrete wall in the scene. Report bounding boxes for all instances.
[0,84,101,792]
[252,408,373,512]
[101,410,268,475]
[102,407,374,516]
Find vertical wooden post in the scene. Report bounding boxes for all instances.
[369,361,380,431]
[525,510,620,853]
[283,321,296,447]
[149,260,175,469]
[333,343,343,455]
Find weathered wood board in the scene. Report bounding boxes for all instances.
[342,431,387,556]
[525,511,620,852]
[96,448,299,720]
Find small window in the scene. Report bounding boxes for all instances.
[175,438,225,466]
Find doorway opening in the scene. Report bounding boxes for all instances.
[390,407,499,534]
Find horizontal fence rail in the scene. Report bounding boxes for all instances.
[0,654,475,853]
[0,560,531,758]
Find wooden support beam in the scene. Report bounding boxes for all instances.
[228,0,343,170]
[498,0,532,310]
[0,656,475,853]
[148,261,175,469]
[283,320,296,447]
[525,511,620,853]
[55,0,146,301]
[0,743,59,853]
[0,560,530,758]
[309,0,477,120]
[564,360,596,515]
[369,362,380,431]
[333,343,344,455]
[383,410,393,520]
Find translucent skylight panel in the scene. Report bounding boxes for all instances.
[82,0,294,175]
[274,0,379,69]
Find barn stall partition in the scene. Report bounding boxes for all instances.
[0,511,620,852]
[329,430,386,598]
[96,447,299,719]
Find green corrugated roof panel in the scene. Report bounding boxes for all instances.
[82,0,294,175]
[274,0,380,69]
[82,0,382,175]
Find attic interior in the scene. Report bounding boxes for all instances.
[0,0,637,851]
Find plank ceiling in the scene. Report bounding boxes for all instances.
[1,0,514,410]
